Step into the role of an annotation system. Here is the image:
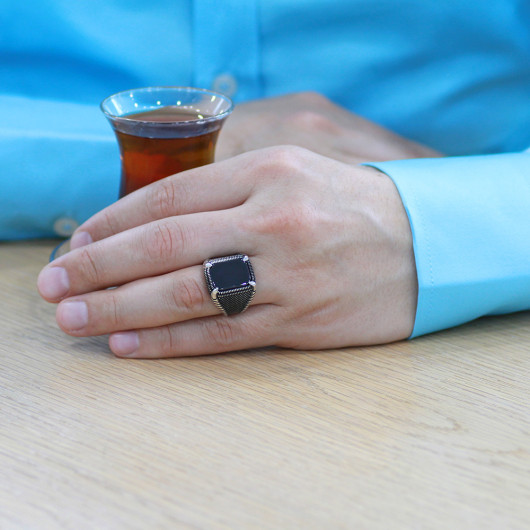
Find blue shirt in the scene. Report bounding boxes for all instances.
[1,0,529,336]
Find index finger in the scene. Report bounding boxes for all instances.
[70,150,259,249]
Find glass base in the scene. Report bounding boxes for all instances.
[50,239,72,262]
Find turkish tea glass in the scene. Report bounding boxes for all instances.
[51,86,233,260]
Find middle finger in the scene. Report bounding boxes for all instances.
[39,208,252,301]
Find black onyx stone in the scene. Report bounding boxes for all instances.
[210,258,251,291]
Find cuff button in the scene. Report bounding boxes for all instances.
[53,217,79,237]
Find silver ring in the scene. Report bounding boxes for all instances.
[203,254,256,316]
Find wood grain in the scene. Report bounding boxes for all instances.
[1,240,529,529]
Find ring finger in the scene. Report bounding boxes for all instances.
[55,257,275,337]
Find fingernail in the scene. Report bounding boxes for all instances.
[37,267,70,300]
[58,301,88,331]
[70,231,93,250]
[109,331,140,357]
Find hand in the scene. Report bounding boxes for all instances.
[216,92,442,163]
[37,146,418,358]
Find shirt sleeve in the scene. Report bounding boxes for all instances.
[0,95,120,240]
[366,151,530,337]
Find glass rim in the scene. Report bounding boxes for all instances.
[100,85,234,126]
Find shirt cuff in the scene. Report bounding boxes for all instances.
[365,152,530,337]
[0,96,119,240]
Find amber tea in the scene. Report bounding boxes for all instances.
[101,87,233,197]
[116,106,220,196]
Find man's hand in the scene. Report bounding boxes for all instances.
[37,146,418,358]
[216,92,441,163]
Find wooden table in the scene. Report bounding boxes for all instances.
[1,240,529,529]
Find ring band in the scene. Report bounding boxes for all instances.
[203,254,256,316]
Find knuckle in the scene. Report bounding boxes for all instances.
[146,179,179,219]
[256,145,309,177]
[294,91,332,108]
[268,144,307,163]
[168,276,207,315]
[159,326,177,356]
[203,318,237,349]
[291,110,340,134]
[98,209,120,236]
[243,200,318,249]
[78,247,102,286]
[103,292,121,328]
[144,221,185,262]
